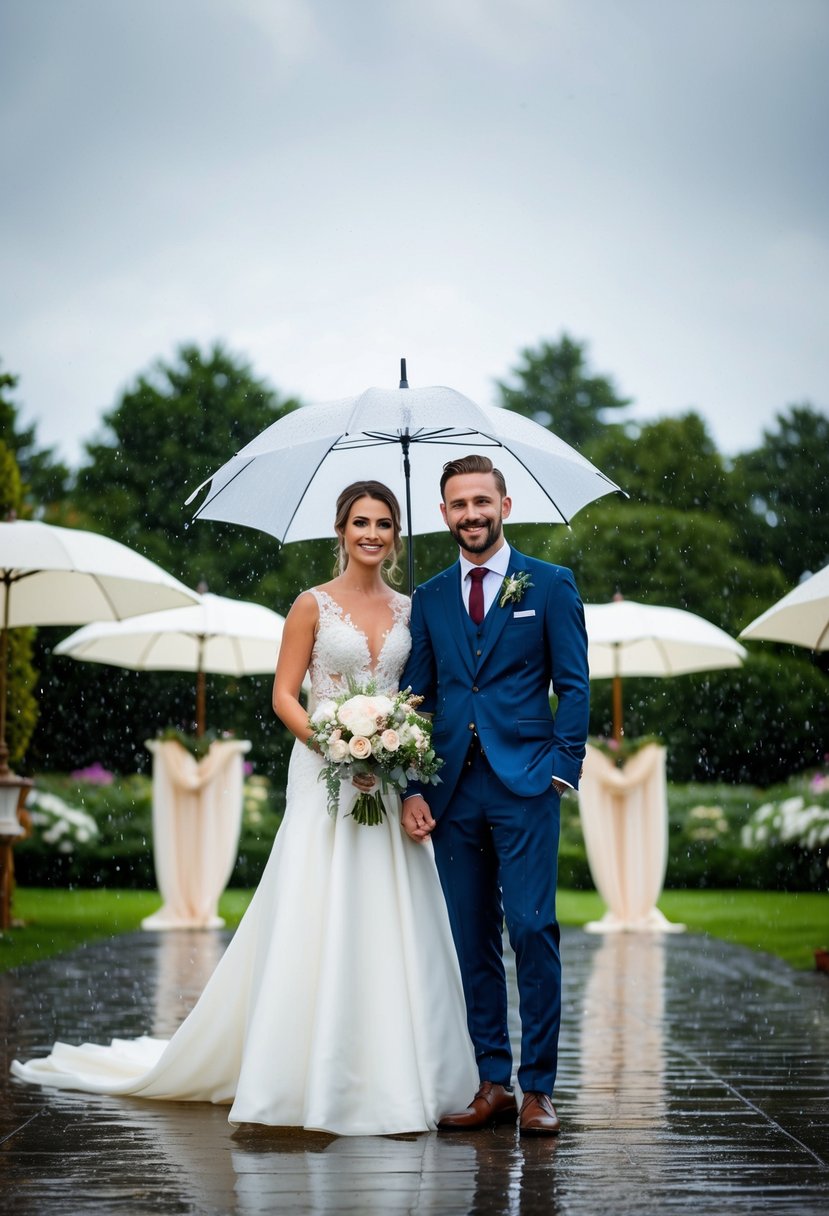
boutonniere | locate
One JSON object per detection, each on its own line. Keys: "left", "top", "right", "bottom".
{"left": 499, "top": 571, "right": 533, "bottom": 608}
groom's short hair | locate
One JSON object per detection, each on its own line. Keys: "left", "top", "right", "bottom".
{"left": 440, "top": 455, "right": 507, "bottom": 501}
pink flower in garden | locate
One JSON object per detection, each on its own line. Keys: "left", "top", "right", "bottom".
{"left": 70, "top": 762, "right": 114, "bottom": 785}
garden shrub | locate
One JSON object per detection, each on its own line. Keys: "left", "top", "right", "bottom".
{"left": 12, "top": 767, "right": 828, "bottom": 894}
{"left": 14, "top": 769, "right": 285, "bottom": 890}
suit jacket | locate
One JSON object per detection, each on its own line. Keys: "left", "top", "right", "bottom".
{"left": 400, "top": 549, "right": 590, "bottom": 818}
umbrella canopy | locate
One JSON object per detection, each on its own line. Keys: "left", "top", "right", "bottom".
{"left": 584, "top": 597, "right": 747, "bottom": 741}
{"left": 739, "top": 563, "right": 829, "bottom": 651}
{"left": 1, "top": 520, "right": 198, "bottom": 627}
{"left": 0, "top": 519, "right": 199, "bottom": 773}
{"left": 54, "top": 591, "right": 293, "bottom": 736}
{"left": 186, "top": 377, "right": 624, "bottom": 589}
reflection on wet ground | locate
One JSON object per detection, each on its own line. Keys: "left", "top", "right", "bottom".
{"left": 1, "top": 925, "right": 827, "bottom": 1214}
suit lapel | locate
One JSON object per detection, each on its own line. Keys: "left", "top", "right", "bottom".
{"left": 436, "top": 562, "right": 475, "bottom": 678}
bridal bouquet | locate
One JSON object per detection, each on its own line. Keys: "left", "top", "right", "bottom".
{"left": 307, "top": 684, "right": 443, "bottom": 826}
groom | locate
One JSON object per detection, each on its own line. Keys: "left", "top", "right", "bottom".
{"left": 400, "top": 454, "right": 589, "bottom": 1136}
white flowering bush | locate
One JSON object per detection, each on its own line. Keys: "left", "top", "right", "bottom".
{"left": 742, "top": 795, "right": 829, "bottom": 867}
{"left": 25, "top": 789, "right": 100, "bottom": 855}
{"left": 242, "top": 775, "right": 272, "bottom": 829}
{"left": 687, "top": 804, "right": 730, "bottom": 842}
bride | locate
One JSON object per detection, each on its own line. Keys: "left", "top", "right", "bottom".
{"left": 12, "top": 480, "right": 477, "bottom": 1135}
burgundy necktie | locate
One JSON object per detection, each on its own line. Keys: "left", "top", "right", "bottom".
{"left": 468, "top": 567, "right": 489, "bottom": 625}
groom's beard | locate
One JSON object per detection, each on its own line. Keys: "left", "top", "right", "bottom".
{"left": 449, "top": 513, "right": 503, "bottom": 556}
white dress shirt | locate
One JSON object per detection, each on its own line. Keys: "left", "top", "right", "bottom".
{"left": 459, "top": 542, "right": 511, "bottom": 619}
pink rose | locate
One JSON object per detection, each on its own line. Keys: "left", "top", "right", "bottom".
{"left": 348, "top": 735, "right": 372, "bottom": 760}
{"left": 380, "top": 729, "right": 400, "bottom": 752}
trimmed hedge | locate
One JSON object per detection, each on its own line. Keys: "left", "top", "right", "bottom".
{"left": 13, "top": 768, "right": 828, "bottom": 895}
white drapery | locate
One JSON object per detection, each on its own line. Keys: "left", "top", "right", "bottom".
{"left": 142, "top": 739, "right": 250, "bottom": 931}
{"left": 577, "top": 742, "right": 684, "bottom": 933}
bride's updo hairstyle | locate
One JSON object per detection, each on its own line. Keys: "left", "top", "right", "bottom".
{"left": 334, "top": 480, "right": 403, "bottom": 584}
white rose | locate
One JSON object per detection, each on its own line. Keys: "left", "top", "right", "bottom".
{"left": 363, "top": 694, "right": 394, "bottom": 720}
{"left": 380, "top": 729, "right": 400, "bottom": 752}
{"left": 337, "top": 694, "right": 394, "bottom": 737}
{"left": 348, "top": 735, "right": 373, "bottom": 760}
{"left": 310, "top": 700, "right": 337, "bottom": 726}
{"left": 327, "top": 739, "right": 350, "bottom": 762}
{"left": 337, "top": 697, "right": 377, "bottom": 737}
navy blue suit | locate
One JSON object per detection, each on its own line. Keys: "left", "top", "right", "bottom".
{"left": 401, "top": 548, "right": 589, "bottom": 1094}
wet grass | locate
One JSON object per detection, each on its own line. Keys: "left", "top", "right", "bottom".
{"left": 0, "top": 888, "right": 251, "bottom": 972}
{"left": 557, "top": 888, "right": 829, "bottom": 971}
{"left": 1, "top": 887, "right": 827, "bottom": 973}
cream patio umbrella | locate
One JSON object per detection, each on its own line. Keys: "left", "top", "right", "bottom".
{"left": 54, "top": 591, "right": 294, "bottom": 933}
{"left": 0, "top": 519, "right": 198, "bottom": 929}
{"left": 585, "top": 596, "right": 748, "bottom": 742}
{"left": 0, "top": 519, "right": 199, "bottom": 777}
{"left": 580, "top": 597, "right": 745, "bottom": 935}
{"left": 54, "top": 591, "right": 293, "bottom": 737}
{"left": 739, "top": 562, "right": 829, "bottom": 651}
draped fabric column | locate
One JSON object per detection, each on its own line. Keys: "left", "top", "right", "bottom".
{"left": 577, "top": 742, "right": 684, "bottom": 933}
{"left": 142, "top": 739, "right": 250, "bottom": 930}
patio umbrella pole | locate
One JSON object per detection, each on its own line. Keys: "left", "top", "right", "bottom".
{"left": 196, "top": 635, "right": 206, "bottom": 738}
{"left": 612, "top": 674, "right": 623, "bottom": 744}
{"left": 611, "top": 642, "right": 623, "bottom": 743}
{"left": 0, "top": 576, "right": 11, "bottom": 774}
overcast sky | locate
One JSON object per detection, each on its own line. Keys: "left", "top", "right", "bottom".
{"left": 2, "top": 0, "right": 827, "bottom": 469}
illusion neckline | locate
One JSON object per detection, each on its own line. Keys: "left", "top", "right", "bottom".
{"left": 311, "top": 587, "right": 407, "bottom": 675}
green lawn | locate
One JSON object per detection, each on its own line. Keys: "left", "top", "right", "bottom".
{"left": 557, "top": 888, "right": 829, "bottom": 971}
{"left": 1, "top": 887, "right": 827, "bottom": 973}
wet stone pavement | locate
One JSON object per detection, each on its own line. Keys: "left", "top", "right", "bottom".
{"left": 1, "top": 925, "right": 828, "bottom": 1215}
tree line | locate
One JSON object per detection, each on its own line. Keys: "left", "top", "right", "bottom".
{"left": 2, "top": 338, "right": 827, "bottom": 786}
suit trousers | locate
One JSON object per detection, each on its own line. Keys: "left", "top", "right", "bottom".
{"left": 431, "top": 746, "right": 562, "bottom": 1095}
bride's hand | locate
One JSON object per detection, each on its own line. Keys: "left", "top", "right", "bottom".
{"left": 352, "top": 772, "right": 377, "bottom": 793}
{"left": 401, "top": 794, "right": 435, "bottom": 842}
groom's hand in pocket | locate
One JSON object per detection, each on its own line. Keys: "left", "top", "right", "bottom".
{"left": 402, "top": 795, "right": 436, "bottom": 843}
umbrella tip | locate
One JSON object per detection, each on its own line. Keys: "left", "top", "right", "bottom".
{"left": 399, "top": 357, "right": 409, "bottom": 389}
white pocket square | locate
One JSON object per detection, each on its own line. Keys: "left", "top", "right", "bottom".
{"left": 513, "top": 609, "right": 536, "bottom": 618}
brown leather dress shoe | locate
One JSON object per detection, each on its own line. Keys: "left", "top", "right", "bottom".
{"left": 519, "top": 1092, "right": 561, "bottom": 1136}
{"left": 437, "top": 1082, "right": 518, "bottom": 1131}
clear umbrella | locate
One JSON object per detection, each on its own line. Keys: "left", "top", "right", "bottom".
{"left": 54, "top": 590, "right": 294, "bottom": 737}
{"left": 739, "top": 562, "right": 829, "bottom": 651}
{"left": 186, "top": 362, "right": 624, "bottom": 590}
{"left": 585, "top": 596, "right": 747, "bottom": 741}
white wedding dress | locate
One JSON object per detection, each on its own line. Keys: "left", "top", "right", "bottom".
{"left": 12, "top": 589, "right": 478, "bottom": 1135}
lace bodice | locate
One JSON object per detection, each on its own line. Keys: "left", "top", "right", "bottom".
{"left": 308, "top": 588, "right": 411, "bottom": 701}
